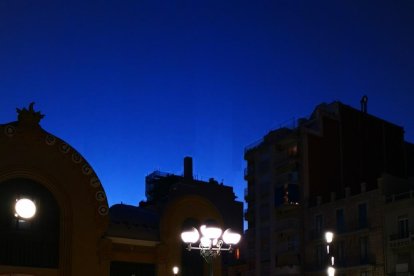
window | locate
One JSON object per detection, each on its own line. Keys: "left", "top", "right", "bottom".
{"left": 315, "top": 244, "right": 324, "bottom": 268}
{"left": 359, "top": 236, "right": 368, "bottom": 264}
{"left": 336, "top": 240, "right": 345, "bottom": 266}
{"left": 398, "top": 215, "right": 409, "bottom": 238}
{"left": 0, "top": 178, "right": 59, "bottom": 268}
{"left": 287, "top": 235, "right": 298, "bottom": 251}
{"left": 315, "top": 214, "right": 323, "bottom": 236}
{"left": 259, "top": 203, "right": 270, "bottom": 222}
{"left": 288, "top": 145, "right": 298, "bottom": 157}
{"left": 358, "top": 203, "right": 367, "bottom": 229}
{"left": 290, "top": 171, "right": 299, "bottom": 183}
{"left": 259, "top": 160, "right": 270, "bottom": 174}
{"left": 336, "top": 209, "right": 345, "bottom": 233}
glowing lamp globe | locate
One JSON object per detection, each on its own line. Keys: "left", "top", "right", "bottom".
{"left": 180, "top": 227, "right": 200, "bottom": 243}
{"left": 15, "top": 198, "right": 36, "bottom": 219}
{"left": 200, "top": 236, "right": 212, "bottom": 248}
{"left": 327, "top": 266, "right": 335, "bottom": 276}
{"left": 222, "top": 229, "right": 241, "bottom": 245}
{"left": 325, "top": 231, "right": 334, "bottom": 243}
{"left": 200, "top": 225, "right": 222, "bottom": 239}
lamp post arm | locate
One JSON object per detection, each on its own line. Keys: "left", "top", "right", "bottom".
{"left": 185, "top": 242, "right": 233, "bottom": 252}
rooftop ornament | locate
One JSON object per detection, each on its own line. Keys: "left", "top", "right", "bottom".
{"left": 16, "top": 102, "right": 45, "bottom": 126}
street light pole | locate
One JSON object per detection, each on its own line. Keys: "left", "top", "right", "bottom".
{"left": 325, "top": 231, "right": 335, "bottom": 276}
{"left": 180, "top": 225, "right": 241, "bottom": 276}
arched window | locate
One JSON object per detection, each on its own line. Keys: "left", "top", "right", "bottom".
{"left": 0, "top": 178, "right": 59, "bottom": 268}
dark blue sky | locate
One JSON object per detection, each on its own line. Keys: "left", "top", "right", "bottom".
{"left": 1, "top": 0, "right": 414, "bottom": 207}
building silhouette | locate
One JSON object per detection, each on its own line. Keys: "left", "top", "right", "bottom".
{"left": 243, "top": 100, "right": 414, "bottom": 275}
{"left": 0, "top": 103, "right": 243, "bottom": 276}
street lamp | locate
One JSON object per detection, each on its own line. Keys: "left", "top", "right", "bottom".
{"left": 325, "top": 231, "right": 335, "bottom": 276}
{"left": 172, "top": 266, "right": 179, "bottom": 275}
{"left": 180, "top": 225, "right": 241, "bottom": 276}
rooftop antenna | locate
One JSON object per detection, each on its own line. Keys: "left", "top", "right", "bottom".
{"left": 360, "top": 95, "right": 368, "bottom": 113}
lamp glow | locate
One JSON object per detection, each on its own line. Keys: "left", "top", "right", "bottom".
{"left": 325, "top": 231, "right": 334, "bottom": 243}
{"left": 200, "top": 225, "right": 222, "bottom": 239}
{"left": 327, "top": 266, "right": 335, "bottom": 276}
{"left": 172, "top": 266, "right": 179, "bottom": 275}
{"left": 180, "top": 224, "right": 241, "bottom": 274}
{"left": 15, "top": 198, "right": 36, "bottom": 219}
{"left": 180, "top": 227, "right": 200, "bottom": 243}
{"left": 200, "top": 237, "right": 211, "bottom": 248}
{"left": 222, "top": 229, "right": 241, "bottom": 245}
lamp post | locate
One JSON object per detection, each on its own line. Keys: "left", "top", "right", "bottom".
{"left": 180, "top": 225, "right": 241, "bottom": 276}
{"left": 325, "top": 231, "right": 335, "bottom": 276}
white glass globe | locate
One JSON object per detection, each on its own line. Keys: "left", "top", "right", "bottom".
{"left": 327, "top": 266, "right": 335, "bottom": 276}
{"left": 181, "top": 227, "right": 200, "bottom": 243}
{"left": 325, "top": 231, "right": 334, "bottom": 243}
{"left": 200, "top": 236, "right": 211, "bottom": 248}
{"left": 15, "top": 198, "right": 36, "bottom": 219}
{"left": 200, "top": 225, "right": 222, "bottom": 239}
{"left": 222, "top": 229, "right": 241, "bottom": 245}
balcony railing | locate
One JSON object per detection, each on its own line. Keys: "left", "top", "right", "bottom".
{"left": 309, "top": 221, "right": 370, "bottom": 240}
{"left": 305, "top": 254, "right": 376, "bottom": 271}
{"left": 389, "top": 230, "right": 414, "bottom": 248}
{"left": 385, "top": 190, "right": 414, "bottom": 203}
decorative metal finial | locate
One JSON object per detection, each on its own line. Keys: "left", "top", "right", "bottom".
{"left": 16, "top": 102, "right": 45, "bottom": 125}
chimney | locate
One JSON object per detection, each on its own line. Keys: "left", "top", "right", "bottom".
{"left": 184, "top": 156, "right": 193, "bottom": 180}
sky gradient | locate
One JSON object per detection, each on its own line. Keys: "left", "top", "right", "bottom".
{"left": 1, "top": 0, "right": 414, "bottom": 208}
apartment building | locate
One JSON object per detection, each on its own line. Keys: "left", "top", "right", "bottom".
{"left": 304, "top": 184, "right": 385, "bottom": 275}
{"left": 244, "top": 100, "right": 412, "bottom": 275}
{"left": 244, "top": 124, "right": 301, "bottom": 275}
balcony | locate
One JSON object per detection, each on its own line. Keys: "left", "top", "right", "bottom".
{"left": 309, "top": 222, "right": 370, "bottom": 241}
{"left": 244, "top": 187, "right": 255, "bottom": 202}
{"left": 274, "top": 158, "right": 297, "bottom": 173}
{"left": 244, "top": 209, "right": 248, "bottom": 220}
{"left": 336, "top": 254, "right": 377, "bottom": 268}
{"left": 389, "top": 230, "right": 414, "bottom": 248}
{"left": 244, "top": 208, "right": 255, "bottom": 221}
{"left": 385, "top": 190, "right": 414, "bottom": 203}
{"left": 305, "top": 254, "right": 376, "bottom": 271}
{"left": 244, "top": 167, "right": 255, "bottom": 180}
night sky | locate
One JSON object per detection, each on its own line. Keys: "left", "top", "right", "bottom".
{"left": 1, "top": 0, "right": 414, "bottom": 208}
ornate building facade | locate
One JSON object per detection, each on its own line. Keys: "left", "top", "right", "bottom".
{"left": 0, "top": 104, "right": 243, "bottom": 276}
